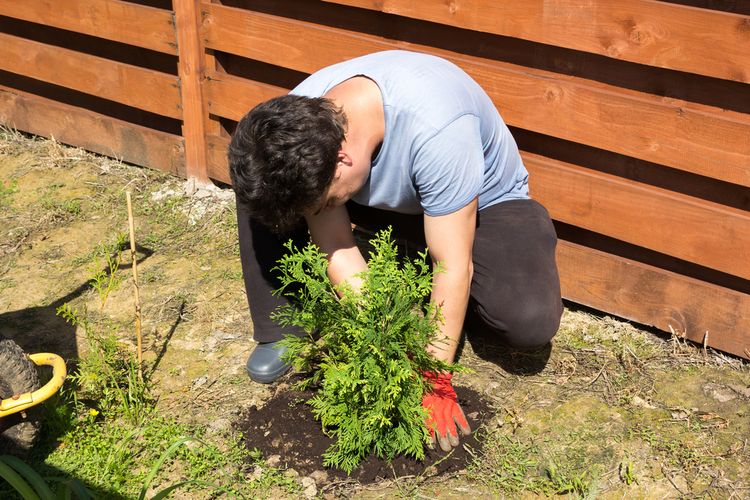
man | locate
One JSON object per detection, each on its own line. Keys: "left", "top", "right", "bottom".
{"left": 229, "top": 50, "right": 563, "bottom": 451}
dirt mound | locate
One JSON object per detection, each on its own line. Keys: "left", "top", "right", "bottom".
{"left": 237, "top": 385, "right": 490, "bottom": 484}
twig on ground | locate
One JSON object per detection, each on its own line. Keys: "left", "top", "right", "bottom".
{"left": 662, "top": 466, "right": 688, "bottom": 496}
{"left": 587, "top": 362, "right": 608, "bottom": 387}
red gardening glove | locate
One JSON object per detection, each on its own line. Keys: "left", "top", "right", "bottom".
{"left": 422, "top": 371, "right": 472, "bottom": 451}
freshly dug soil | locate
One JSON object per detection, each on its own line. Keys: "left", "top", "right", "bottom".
{"left": 237, "top": 384, "right": 490, "bottom": 484}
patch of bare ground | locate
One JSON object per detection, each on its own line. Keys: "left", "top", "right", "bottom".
{"left": 1, "top": 130, "right": 748, "bottom": 498}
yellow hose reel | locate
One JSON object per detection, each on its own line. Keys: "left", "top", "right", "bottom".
{"left": 0, "top": 353, "right": 67, "bottom": 418}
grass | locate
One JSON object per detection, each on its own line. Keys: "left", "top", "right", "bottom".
{"left": 463, "top": 309, "right": 750, "bottom": 498}
{"left": 1, "top": 129, "right": 749, "bottom": 498}
{"left": 0, "top": 178, "right": 18, "bottom": 208}
{"left": 1, "top": 289, "right": 301, "bottom": 499}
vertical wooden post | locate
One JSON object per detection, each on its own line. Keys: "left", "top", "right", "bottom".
{"left": 174, "top": 0, "right": 209, "bottom": 187}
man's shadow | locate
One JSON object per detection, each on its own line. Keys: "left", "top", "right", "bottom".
{"left": 458, "top": 304, "right": 553, "bottom": 376}
{"left": 0, "top": 243, "right": 154, "bottom": 362}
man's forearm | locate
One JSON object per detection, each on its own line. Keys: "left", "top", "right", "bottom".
{"left": 306, "top": 206, "right": 367, "bottom": 293}
{"left": 427, "top": 264, "right": 472, "bottom": 363}
{"left": 326, "top": 244, "right": 367, "bottom": 292}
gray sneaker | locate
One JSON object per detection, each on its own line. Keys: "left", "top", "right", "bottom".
{"left": 246, "top": 341, "right": 291, "bottom": 384}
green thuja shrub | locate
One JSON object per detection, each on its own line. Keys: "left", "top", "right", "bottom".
{"left": 273, "top": 228, "right": 458, "bottom": 473}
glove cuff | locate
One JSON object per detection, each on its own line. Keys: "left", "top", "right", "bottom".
{"left": 421, "top": 370, "right": 453, "bottom": 387}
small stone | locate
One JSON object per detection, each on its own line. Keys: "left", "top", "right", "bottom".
{"left": 631, "top": 395, "right": 657, "bottom": 409}
{"left": 467, "top": 411, "right": 479, "bottom": 420}
{"left": 284, "top": 468, "right": 299, "bottom": 479}
{"left": 704, "top": 383, "right": 737, "bottom": 403}
{"left": 309, "top": 470, "right": 328, "bottom": 484}
{"left": 301, "top": 477, "right": 316, "bottom": 488}
{"left": 266, "top": 454, "right": 281, "bottom": 467}
{"left": 190, "top": 375, "right": 208, "bottom": 390}
{"left": 207, "top": 418, "right": 231, "bottom": 434}
{"left": 249, "top": 466, "right": 264, "bottom": 481}
{"left": 303, "top": 483, "right": 318, "bottom": 499}
{"left": 203, "top": 337, "right": 218, "bottom": 353}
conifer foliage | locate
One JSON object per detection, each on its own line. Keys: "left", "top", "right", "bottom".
{"left": 272, "top": 228, "right": 456, "bottom": 473}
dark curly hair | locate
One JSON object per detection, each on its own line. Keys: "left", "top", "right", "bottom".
{"left": 228, "top": 95, "right": 347, "bottom": 233}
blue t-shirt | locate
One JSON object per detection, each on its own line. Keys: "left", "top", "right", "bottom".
{"left": 291, "top": 50, "right": 529, "bottom": 216}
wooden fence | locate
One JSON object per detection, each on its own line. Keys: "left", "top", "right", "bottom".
{"left": 1, "top": 0, "right": 748, "bottom": 359}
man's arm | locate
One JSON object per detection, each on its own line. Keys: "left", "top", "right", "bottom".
{"left": 305, "top": 205, "right": 367, "bottom": 290}
{"left": 423, "top": 198, "right": 477, "bottom": 363}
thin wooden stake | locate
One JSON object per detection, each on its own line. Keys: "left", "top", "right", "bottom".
{"left": 126, "top": 191, "right": 143, "bottom": 380}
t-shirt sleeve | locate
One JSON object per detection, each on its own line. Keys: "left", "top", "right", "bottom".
{"left": 412, "top": 114, "right": 484, "bottom": 216}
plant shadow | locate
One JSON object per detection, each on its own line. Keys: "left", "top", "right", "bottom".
{"left": 0, "top": 243, "right": 153, "bottom": 360}
{"left": 0, "top": 458, "right": 129, "bottom": 500}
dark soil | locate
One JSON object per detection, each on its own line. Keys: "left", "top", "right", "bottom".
{"left": 237, "top": 384, "right": 491, "bottom": 484}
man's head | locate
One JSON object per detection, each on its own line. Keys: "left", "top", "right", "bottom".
{"left": 228, "top": 95, "right": 347, "bottom": 233}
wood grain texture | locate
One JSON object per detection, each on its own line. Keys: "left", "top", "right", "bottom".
{"left": 206, "top": 133, "right": 231, "bottom": 183}
{"left": 201, "top": 4, "right": 750, "bottom": 187}
{"left": 324, "top": 0, "right": 750, "bottom": 83}
{"left": 558, "top": 240, "right": 750, "bottom": 360}
{"left": 0, "top": 32, "right": 181, "bottom": 119}
{"left": 175, "top": 0, "right": 209, "bottom": 182}
{"left": 204, "top": 71, "right": 286, "bottom": 121}
{"left": 0, "top": 0, "right": 178, "bottom": 55}
{"left": 525, "top": 152, "right": 750, "bottom": 280}
{"left": 0, "top": 85, "right": 185, "bottom": 175}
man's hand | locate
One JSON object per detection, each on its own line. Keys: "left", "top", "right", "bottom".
{"left": 422, "top": 371, "right": 471, "bottom": 451}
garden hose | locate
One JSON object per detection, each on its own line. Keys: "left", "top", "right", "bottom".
{"left": 0, "top": 353, "right": 66, "bottom": 418}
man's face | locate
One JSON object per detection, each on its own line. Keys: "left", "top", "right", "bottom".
{"left": 308, "top": 154, "right": 369, "bottom": 216}
{"left": 310, "top": 167, "right": 352, "bottom": 215}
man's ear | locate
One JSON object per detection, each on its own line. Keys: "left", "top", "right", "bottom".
{"left": 337, "top": 150, "right": 353, "bottom": 167}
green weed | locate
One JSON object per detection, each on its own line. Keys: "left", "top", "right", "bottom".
{"left": 545, "top": 463, "right": 596, "bottom": 497}
{"left": 41, "top": 197, "right": 82, "bottom": 218}
{"left": 86, "top": 233, "right": 128, "bottom": 310}
{"left": 467, "top": 433, "right": 542, "bottom": 493}
{"left": 619, "top": 459, "right": 637, "bottom": 485}
{"left": 57, "top": 303, "right": 151, "bottom": 425}
{"left": 0, "top": 178, "right": 18, "bottom": 207}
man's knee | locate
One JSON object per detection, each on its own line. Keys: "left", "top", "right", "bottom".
{"left": 476, "top": 298, "right": 562, "bottom": 349}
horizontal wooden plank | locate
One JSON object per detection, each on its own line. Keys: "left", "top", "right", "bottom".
{"left": 558, "top": 240, "right": 750, "bottom": 360}
{"left": 206, "top": 133, "right": 231, "bottom": 184}
{"left": 202, "top": 5, "right": 750, "bottom": 187}
{"left": 0, "top": 32, "right": 181, "bottom": 119}
{"left": 0, "top": 85, "right": 185, "bottom": 175}
{"left": 0, "top": 0, "right": 178, "bottom": 55}
{"left": 204, "top": 71, "right": 286, "bottom": 121}
{"left": 324, "top": 0, "right": 750, "bottom": 84}
{"left": 525, "top": 152, "right": 750, "bottom": 280}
